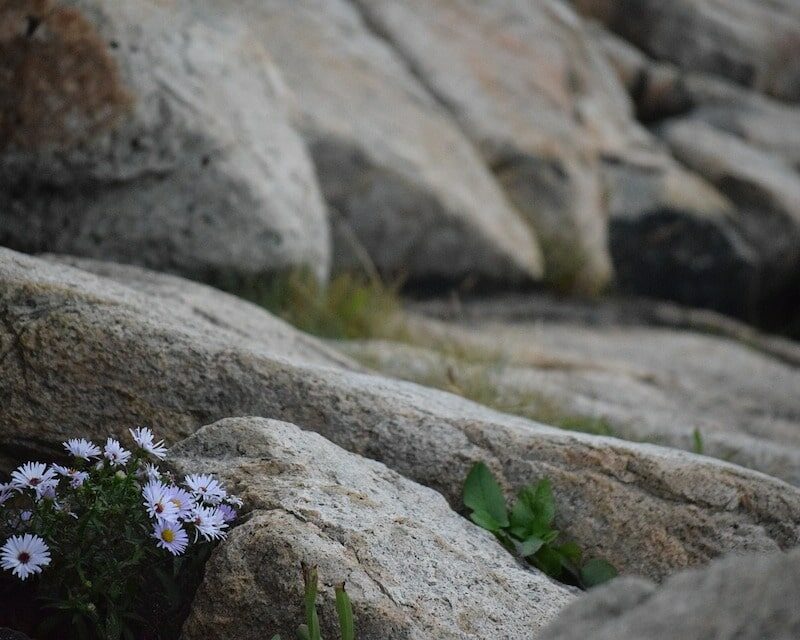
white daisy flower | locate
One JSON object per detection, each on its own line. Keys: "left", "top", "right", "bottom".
{"left": 129, "top": 427, "right": 168, "bottom": 460}
{"left": 51, "top": 465, "right": 89, "bottom": 489}
{"left": 62, "top": 438, "right": 101, "bottom": 460}
{"left": 188, "top": 505, "right": 228, "bottom": 542}
{"left": 10, "top": 462, "right": 58, "bottom": 499}
{"left": 184, "top": 474, "right": 226, "bottom": 505}
{"left": 142, "top": 481, "right": 179, "bottom": 523}
{"left": 1, "top": 534, "right": 51, "bottom": 580}
{"left": 103, "top": 438, "right": 131, "bottom": 467}
{"left": 152, "top": 522, "right": 188, "bottom": 556}
{"left": 166, "top": 486, "right": 195, "bottom": 521}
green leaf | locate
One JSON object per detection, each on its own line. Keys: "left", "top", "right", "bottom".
{"left": 580, "top": 558, "right": 618, "bottom": 588}
{"left": 556, "top": 542, "right": 582, "bottom": 566}
{"left": 532, "top": 546, "right": 564, "bottom": 579}
{"left": 516, "top": 535, "right": 544, "bottom": 557}
{"left": 335, "top": 583, "right": 355, "bottom": 640}
{"left": 296, "top": 625, "right": 310, "bottom": 640}
{"left": 463, "top": 462, "right": 509, "bottom": 530}
{"left": 469, "top": 509, "right": 506, "bottom": 532}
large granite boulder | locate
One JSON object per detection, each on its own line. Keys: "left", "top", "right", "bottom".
{"left": 229, "top": 0, "right": 543, "bottom": 286}
{"left": 351, "top": 0, "right": 747, "bottom": 300}
{"left": 171, "top": 418, "right": 574, "bottom": 640}
{"left": 539, "top": 548, "right": 800, "bottom": 640}
{"left": 2, "top": 249, "right": 799, "bottom": 581}
{"left": 0, "top": 0, "right": 330, "bottom": 284}
{"left": 573, "top": 0, "right": 800, "bottom": 102}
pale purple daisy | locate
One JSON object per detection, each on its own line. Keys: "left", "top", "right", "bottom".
{"left": 10, "top": 462, "right": 57, "bottom": 499}
{"left": 142, "top": 481, "right": 179, "bottom": 523}
{"left": 166, "top": 486, "right": 195, "bottom": 521}
{"left": 62, "top": 438, "right": 101, "bottom": 460}
{"left": 153, "top": 522, "right": 188, "bottom": 556}
{"left": 1, "top": 534, "right": 51, "bottom": 580}
{"left": 217, "top": 503, "right": 237, "bottom": 523}
{"left": 104, "top": 438, "right": 131, "bottom": 467}
{"left": 184, "top": 474, "right": 226, "bottom": 505}
{"left": 137, "top": 462, "right": 162, "bottom": 483}
{"left": 52, "top": 465, "right": 89, "bottom": 489}
{"left": 189, "top": 505, "right": 228, "bottom": 542}
{"left": 129, "top": 427, "right": 168, "bottom": 460}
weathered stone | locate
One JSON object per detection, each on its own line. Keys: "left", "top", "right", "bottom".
{"left": 2, "top": 249, "right": 800, "bottom": 581}
{"left": 172, "top": 418, "right": 574, "bottom": 640}
{"left": 352, "top": 0, "right": 756, "bottom": 307}
{"left": 573, "top": 0, "right": 800, "bottom": 102}
{"left": 658, "top": 119, "right": 800, "bottom": 329}
{"left": 340, "top": 300, "right": 800, "bottom": 486}
{"left": 539, "top": 548, "right": 800, "bottom": 640}
{"left": 0, "top": 0, "right": 330, "bottom": 284}
{"left": 229, "top": 0, "right": 542, "bottom": 285}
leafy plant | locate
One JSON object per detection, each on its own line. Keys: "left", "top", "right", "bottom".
{"left": 0, "top": 429, "right": 240, "bottom": 639}
{"left": 463, "top": 462, "right": 617, "bottom": 589}
{"left": 272, "top": 563, "right": 356, "bottom": 640}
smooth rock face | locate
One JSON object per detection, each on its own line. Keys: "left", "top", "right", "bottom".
{"left": 539, "top": 549, "right": 800, "bottom": 640}
{"left": 341, "top": 299, "right": 800, "bottom": 486}
{"left": 172, "top": 418, "right": 574, "bottom": 640}
{"left": 352, "top": 0, "right": 617, "bottom": 291}
{"left": 232, "top": 0, "right": 542, "bottom": 285}
{"left": 0, "top": 0, "right": 330, "bottom": 284}
{"left": 3, "top": 249, "right": 800, "bottom": 581}
{"left": 573, "top": 0, "right": 800, "bottom": 102}
{"left": 352, "top": 0, "right": 753, "bottom": 304}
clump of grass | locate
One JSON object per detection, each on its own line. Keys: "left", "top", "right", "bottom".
{"left": 229, "top": 270, "right": 405, "bottom": 341}
{"left": 463, "top": 462, "right": 617, "bottom": 589}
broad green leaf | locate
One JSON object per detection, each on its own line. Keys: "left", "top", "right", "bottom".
{"left": 463, "top": 462, "right": 509, "bottom": 529}
{"left": 516, "top": 535, "right": 544, "bottom": 557}
{"left": 469, "top": 508, "right": 506, "bottom": 532}
{"left": 335, "top": 583, "right": 355, "bottom": 640}
{"left": 580, "top": 558, "right": 618, "bottom": 588}
{"left": 532, "top": 545, "right": 563, "bottom": 579}
{"left": 556, "top": 542, "right": 582, "bottom": 565}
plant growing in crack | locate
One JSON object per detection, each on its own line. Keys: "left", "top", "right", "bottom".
{"left": 463, "top": 462, "right": 617, "bottom": 589}
{"left": 0, "top": 428, "right": 241, "bottom": 639}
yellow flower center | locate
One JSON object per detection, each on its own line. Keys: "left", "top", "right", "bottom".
{"left": 161, "top": 529, "right": 175, "bottom": 543}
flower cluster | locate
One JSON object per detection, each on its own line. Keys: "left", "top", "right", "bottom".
{"left": 0, "top": 427, "right": 239, "bottom": 581}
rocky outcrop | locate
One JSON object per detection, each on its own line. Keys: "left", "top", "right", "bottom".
{"left": 350, "top": 296, "right": 800, "bottom": 486}
{"left": 588, "top": 22, "right": 800, "bottom": 329}
{"left": 2, "top": 249, "right": 799, "bottom": 581}
{"left": 171, "top": 418, "right": 574, "bottom": 640}
{"left": 573, "top": 0, "right": 800, "bottom": 102}
{"left": 539, "top": 548, "right": 800, "bottom": 640}
{"left": 0, "top": 0, "right": 330, "bottom": 284}
{"left": 229, "top": 0, "right": 542, "bottom": 286}
{"left": 352, "top": 0, "right": 749, "bottom": 301}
